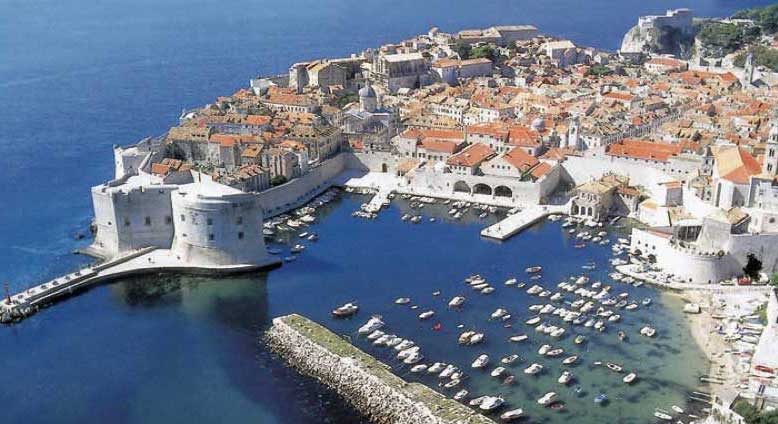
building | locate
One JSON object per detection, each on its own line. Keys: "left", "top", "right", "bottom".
{"left": 371, "top": 52, "right": 430, "bottom": 93}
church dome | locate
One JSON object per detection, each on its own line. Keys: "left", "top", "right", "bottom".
{"left": 531, "top": 117, "right": 546, "bottom": 131}
{"left": 359, "top": 85, "right": 376, "bottom": 98}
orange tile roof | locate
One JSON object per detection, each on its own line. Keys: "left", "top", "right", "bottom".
{"left": 419, "top": 138, "right": 459, "bottom": 154}
{"left": 401, "top": 128, "right": 465, "bottom": 141}
{"left": 502, "top": 147, "right": 539, "bottom": 171}
{"left": 606, "top": 139, "right": 682, "bottom": 162}
{"left": 507, "top": 126, "right": 541, "bottom": 147}
{"left": 529, "top": 162, "right": 552, "bottom": 179}
{"left": 446, "top": 143, "right": 495, "bottom": 167}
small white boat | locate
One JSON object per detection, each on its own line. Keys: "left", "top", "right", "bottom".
{"left": 453, "top": 389, "right": 468, "bottom": 401}
{"left": 394, "top": 297, "right": 411, "bottom": 305}
{"left": 537, "top": 391, "right": 558, "bottom": 406}
{"left": 332, "top": 302, "right": 359, "bottom": 318}
{"left": 526, "top": 266, "right": 542, "bottom": 274}
{"left": 358, "top": 317, "right": 384, "bottom": 335}
{"left": 558, "top": 370, "right": 573, "bottom": 385}
{"left": 366, "top": 330, "right": 384, "bottom": 340}
{"left": 468, "top": 333, "right": 485, "bottom": 345}
{"left": 640, "top": 326, "right": 656, "bottom": 337}
{"left": 394, "top": 340, "right": 415, "bottom": 351}
{"left": 479, "top": 396, "right": 505, "bottom": 411}
{"left": 524, "top": 363, "right": 543, "bottom": 375}
{"left": 562, "top": 355, "right": 578, "bottom": 365}
{"left": 551, "top": 328, "right": 566, "bottom": 338}
{"left": 448, "top": 296, "right": 466, "bottom": 308}
{"left": 501, "top": 354, "right": 520, "bottom": 365}
{"left": 526, "top": 316, "right": 541, "bottom": 325}
{"left": 469, "top": 395, "right": 488, "bottom": 407}
{"left": 491, "top": 308, "right": 509, "bottom": 320}
{"left": 427, "top": 362, "right": 446, "bottom": 374}
{"left": 481, "top": 286, "right": 495, "bottom": 294}
{"left": 623, "top": 372, "right": 637, "bottom": 384}
{"left": 490, "top": 366, "right": 506, "bottom": 377}
{"left": 472, "top": 354, "right": 490, "bottom": 369}
{"left": 397, "top": 346, "right": 419, "bottom": 360}
{"left": 500, "top": 408, "right": 524, "bottom": 421}
{"left": 671, "top": 405, "right": 684, "bottom": 414}
{"left": 654, "top": 411, "right": 673, "bottom": 421}
{"left": 411, "top": 364, "right": 428, "bottom": 373}
{"left": 504, "top": 278, "right": 517, "bottom": 286}
{"left": 418, "top": 310, "right": 435, "bottom": 320}
{"left": 509, "top": 334, "right": 528, "bottom": 343}
{"left": 458, "top": 331, "right": 476, "bottom": 345}
{"left": 606, "top": 362, "right": 623, "bottom": 373}
{"left": 442, "top": 378, "right": 460, "bottom": 388}
{"left": 538, "top": 344, "right": 551, "bottom": 355}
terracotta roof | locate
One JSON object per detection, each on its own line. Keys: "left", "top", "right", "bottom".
{"left": 715, "top": 145, "right": 762, "bottom": 184}
{"left": 401, "top": 128, "right": 464, "bottom": 141}
{"left": 419, "top": 138, "right": 458, "bottom": 154}
{"left": 606, "top": 139, "right": 682, "bottom": 162}
{"left": 507, "top": 126, "right": 541, "bottom": 147}
{"left": 502, "top": 147, "right": 539, "bottom": 171}
{"left": 446, "top": 143, "right": 495, "bottom": 167}
{"left": 530, "top": 162, "right": 553, "bottom": 179}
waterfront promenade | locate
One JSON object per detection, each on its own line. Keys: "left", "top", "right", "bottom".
{"left": 481, "top": 203, "right": 570, "bottom": 240}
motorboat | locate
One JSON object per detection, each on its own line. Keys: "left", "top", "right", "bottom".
{"left": 671, "top": 405, "right": 684, "bottom": 414}
{"left": 290, "top": 244, "right": 306, "bottom": 253}
{"left": 440, "top": 365, "right": 457, "bottom": 379}
{"left": 524, "top": 363, "right": 543, "bottom": 375}
{"left": 500, "top": 408, "right": 524, "bottom": 421}
{"left": 491, "top": 308, "right": 509, "bottom": 320}
{"left": 472, "top": 354, "right": 490, "bottom": 369}
{"left": 481, "top": 286, "right": 495, "bottom": 294}
{"left": 490, "top": 367, "right": 506, "bottom": 378}
{"left": 448, "top": 296, "right": 466, "bottom": 308}
{"left": 606, "top": 362, "right": 623, "bottom": 373}
{"left": 558, "top": 370, "right": 573, "bottom": 385}
{"left": 418, "top": 310, "right": 435, "bottom": 320}
{"left": 550, "top": 328, "right": 565, "bottom": 338}
{"left": 509, "top": 334, "right": 528, "bottom": 343}
{"left": 642, "top": 298, "right": 652, "bottom": 306}
{"left": 358, "top": 317, "right": 384, "bottom": 335}
{"left": 546, "top": 348, "right": 564, "bottom": 357}
{"left": 394, "top": 297, "right": 411, "bottom": 305}
{"left": 453, "top": 390, "right": 468, "bottom": 401}
{"left": 427, "top": 362, "right": 446, "bottom": 374}
{"left": 332, "top": 302, "right": 359, "bottom": 318}
{"left": 526, "top": 266, "right": 542, "bottom": 274}
{"left": 469, "top": 395, "right": 488, "bottom": 407}
{"left": 594, "top": 393, "right": 608, "bottom": 405}
{"left": 411, "top": 364, "right": 428, "bottom": 373}
{"left": 527, "top": 285, "right": 543, "bottom": 295}
{"left": 562, "top": 355, "right": 578, "bottom": 365}
{"left": 501, "top": 354, "right": 520, "bottom": 365}
{"left": 479, "top": 396, "right": 505, "bottom": 411}
{"left": 640, "top": 326, "right": 657, "bottom": 337}
{"left": 458, "top": 331, "right": 476, "bottom": 345}
{"left": 504, "top": 278, "right": 517, "bottom": 286}
{"left": 397, "top": 346, "right": 420, "bottom": 360}
{"left": 654, "top": 411, "right": 673, "bottom": 421}
{"left": 538, "top": 344, "right": 551, "bottom": 355}
{"left": 442, "top": 378, "right": 460, "bottom": 388}
{"left": 574, "top": 335, "right": 586, "bottom": 344}
{"left": 394, "top": 340, "right": 415, "bottom": 351}
{"left": 366, "top": 330, "right": 384, "bottom": 340}
{"left": 623, "top": 372, "right": 637, "bottom": 384}
{"left": 468, "top": 333, "right": 485, "bottom": 345}
{"left": 526, "top": 316, "right": 541, "bottom": 325}
{"left": 537, "top": 392, "right": 558, "bottom": 406}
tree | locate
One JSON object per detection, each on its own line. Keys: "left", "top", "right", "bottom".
{"left": 734, "top": 4, "right": 778, "bottom": 34}
{"left": 270, "top": 175, "right": 288, "bottom": 187}
{"left": 470, "top": 45, "right": 497, "bottom": 61}
{"left": 452, "top": 41, "right": 471, "bottom": 60}
{"left": 770, "top": 272, "right": 778, "bottom": 287}
{"left": 733, "top": 400, "right": 778, "bottom": 424}
{"left": 743, "top": 253, "right": 763, "bottom": 281}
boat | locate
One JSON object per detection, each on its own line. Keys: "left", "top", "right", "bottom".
{"left": 550, "top": 328, "right": 565, "bottom": 338}
{"left": 481, "top": 286, "right": 495, "bottom": 294}
{"left": 524, "top": 363, "right": 543, "bottom": 375}
{"left": 427, "top": 362, "right": 446, "bottom": 374}
{"left": 623, "top": 372, "right": 637, "bottom": 384}
{"left": 469, "top": 395, "right": 488, "bottom": 407}
{"left": 332, "top": 303, "right": 359, "bottom": 318}
{"left": 403, "top": 352, "right": 424, "bottom": 365}
{"left": 606, "top": 362, "right": 623, "bottom": 373}
{"left": 453, "top": 390, "right": 468, "bottom": 401}
{"left": 525, "top": 266, "right": 542, "bottom": 274}
{"left": 283, "top": 256, "right": 297, "bottom": 262}
{"left": 448, "top": 296, "right": 466, "bottom": 308}
{"left": 307, "top": 233, "right": 319, "bottom": 241}
{"left": 468, "top": 333, "right": 485, "bottom": 345}
{"left": 500, "top": 354, "right": 520, "bottom": 365}
{"left": 394, "top": 297, "right": 411, "bottom": 305}
{"left": 397, "top": 346, "right": 419, "bottom": 360}
{"left": 624, "top": 303, "right": 638, "bottom": 311}
{"left": 490, "top": 367, "right": 506, "bottom": 378}
{"left": 527, "top": 285, "right": 543, "bottom": 295}
{"left": 574, "top": 335, "right": 586, "bottom": 344}
{"left": 479, "top": 396, "right": 505, "bottom": 411}
{"left": 458, "top": 331, "right": 476, "bottom": 345}
{"left": 366, "top": 330, "right": 384, "bottom": 340}
{"left": 358, "top": 317, "right": 384, "bottom": 334}
{"left": 617, "top": 330, "right": 626, "bottom": 341}
{"left": 546, "top": 348, "right": 564, "bottom": 357}
{"left": 537, "top": 392, "right": 558, "bottom": 406}
{"left": 562, "top": 355, "right": 578, "bottom": 365}
{"left": 671, "top": 405, "right": 684, "bottom": 414}
{"left": 442, "top": 378, "right": 460, "bottom": 388}
{"left": 538, "top": 344, "right": 551, "bottom": 355}
{"left": 642, "top": 298, "right": 652, "bottom": 306}
{"left": 504, "top": 278, "right": 517, "bottom": 286}
{"left": 640, "top": 326, "right": 656, "bottom": 337}
{"left": 472, "top": 354, "right": 490, "bottom": 369}
{"left": 490, "top": 308, "right": 508, "bottom": 320}
{"left": 509, "top": 334, "right": 528, "bottom": 343}
{"left": 411, "top": 364, "right": 428, "bottom": 373}
{"left": 290, "top": 244, "right": 305, "bottom": 253}
{"left": 654, "top": 411, "right": 673, "bottom": 421}
{"left": 558, "top": 370, "right": 573, "bottom": 385}
{"left": 525, "top": 316, "right": 541, "bottom": 325}
{"left": 418, "top": 310, "right": 435, "bottom": 320}
{"left": 503, "top": 375, "right": 515, "bottom": 385}
{"left": 500, "top": 408, "right": 524, "bottom": 421}
{"left": 594, "top": 393, "right": 608, "bottom": 405}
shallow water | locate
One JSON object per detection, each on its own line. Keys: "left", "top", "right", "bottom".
{"left": 0, "top": 194, "right": 708, "bottom": 423}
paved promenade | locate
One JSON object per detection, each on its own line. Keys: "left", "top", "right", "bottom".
{"left": 481, "top": 203, "right": 569, "bottom": 240}
{"left": 616, "top": 264, "right": 774, "bottom": 294}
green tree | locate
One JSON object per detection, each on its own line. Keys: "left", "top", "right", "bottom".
{"left": 452, "top": 41, "right": 472, "bottom": 59}
{"left": 470, "top": 45, "right": 497, "bottom": 61}
{"left": 270, "top": 175, "right": 288, "bottom": 187}
{"left": 734, "top": 4, "right": 778, "bottom": 34}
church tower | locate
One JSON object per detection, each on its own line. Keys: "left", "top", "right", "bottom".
{"left": 764, "top": 118, "right": 778, "bottom": 175}
{"left": 565, "top": 115, "right": 580, "bottom": 149}
{"left": 700, "top": 145, "right": 714, "bottom": 177}
{"left": 744, "top": 52, "right": 755, "bottom": 86}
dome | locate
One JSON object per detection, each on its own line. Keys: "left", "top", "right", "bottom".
{"left": 531, "top": 117, "right": 546, "bottom": 131}
{"left": 359, "top": 85, "right": 376, "bottom": 98}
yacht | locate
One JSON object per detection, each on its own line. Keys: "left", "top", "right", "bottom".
{"left": 471, "top": 354, "right": 490, "bottom": 369}
{"left": 357, "top": 316, "right": 384, "bottom": 335}
{"left": 537, "top": 392, "right": 558, "bottom": 406}
{"left": 524, "top": 363, "right": 543, "bottom": 375}
{"left": 558, "top": 370, "right": 573, "bottom": 385}
{"left": 448, "top": 296, "right": 466, "bottom": 308}
{"left": 418, "top": 310, "right": 435, "bottom": 320}
{"left": 500, "top": 408, "right": 524, "bottom": 421}
{"left": 490, "top": 366, "right": 506, "bottom": 378}
{"left": 479, "top": 396, "right": 505, "bottom": 411}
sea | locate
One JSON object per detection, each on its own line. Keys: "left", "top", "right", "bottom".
{"left": 0, "top": 0, "right": 773, "bottom": 422}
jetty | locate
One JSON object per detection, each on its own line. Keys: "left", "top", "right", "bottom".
{"left": 481, "top": 203, "right": 569, "bottom": 240}
{"left": 1, "top": 248, "right": 279, "bottom": 323}
{"left": 266, "top": 314, "right": 496, "bottom": 424}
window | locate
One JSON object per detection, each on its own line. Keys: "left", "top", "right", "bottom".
{"left": 238, "top": 232, "right": 244, "bottom": 240}
{"left": 124, "top": 218, "right": 131, "bottom": 226}
{"left": 145, "top": 216, "right": 151, "bottom": 226}
{"left": 207, "top": 218, "right": 213, "bottom": 226}
{"left": 165, "top": 216, "right": 172, "bottom": 225}
{"left": 180, "top": 214, "right": 185, "bottom": 222}
{"left": 236, "top": 216, "right": 243, "bottom": 225}
{"left": 208, "top": 234, "right": 214, "bottom": 241}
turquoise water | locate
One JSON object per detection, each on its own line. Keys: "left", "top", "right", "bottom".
{"left": 0, "top": 194, "right": 707, "bottom": 423}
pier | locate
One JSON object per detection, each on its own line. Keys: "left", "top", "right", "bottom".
{"left": 1, "top": 248, "right": 280, "bottom": 323}
{"left": 266, "top": 314, "right": 496, "bottom": 424}
{"left": 481, "top": 203, "right": 569, "bottom": 240}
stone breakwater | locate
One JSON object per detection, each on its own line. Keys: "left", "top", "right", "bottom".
{"left": 265, "top": 314, "right": 495, "bottom": 424}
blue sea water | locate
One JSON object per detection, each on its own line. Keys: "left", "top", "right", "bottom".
{"left": 0, "top": 0, "right": 773, "bottom": 422}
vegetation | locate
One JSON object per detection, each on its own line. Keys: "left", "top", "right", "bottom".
{"left": 696, "top": 21, "right": 760, "bottom": 57}
{"left": 770, "top": 271, "right": 778, "bottom": 287}
{"left": 586, "top": 64, "right": 613, "bottom": 77}
{"left": 733, "top": 400, "right": 778, "bottom": 424}
{"left": 735, "top": 46, "right": 778, "bottom": 72}
{"left": 743, "top": 253, "right": 763, "bottom": 281}
{"left": 452, "top": 41, "right": 472, "bottom": 59}
{"left": 470, "top": 45, "right": 497, "bottom": 61}
{"left": 734, "top": 4, "right": 778, "bottom": 34}
{"left": 270, "top": 175, "right": 288, "bottom": 187}
{"left": 336, "top": 93, "right": 358, "bottom": 108}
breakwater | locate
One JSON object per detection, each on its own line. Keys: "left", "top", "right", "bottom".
{"left": 265, "top": 314, "right": 496, "bottom": 424}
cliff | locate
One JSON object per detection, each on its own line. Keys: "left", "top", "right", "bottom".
{"left": 620, "top": 23, "right": 696, "bottom": 58}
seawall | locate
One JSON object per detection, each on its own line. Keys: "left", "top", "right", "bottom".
{"left": 265, "top": 314, "right": 496, "bottom": 424}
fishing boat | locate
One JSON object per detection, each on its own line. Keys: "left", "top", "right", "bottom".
{"left": 525, "top": 266, "right": 542, "bottom": 274}
{"left": 558, "top": 370, "right": 573, "bottom": 385}
{"left": 537, "top": 392, "right": 558, "bottom": 406}
{"left": 394, "top": 297, "right": 411, "bottom": 305}
{"left": 479, "top": 396, "right": 505, "bottom": 411}
{"left": 501, "top": 354, "right": 520, "bottom": 365}
{"left": 562, "top": 355, "right": 578, "bottom": 365}
{"left": 623, "top": 372, "right": 637, "bottom": 384}
{"left": 524, "top": 363, "right": 543, "bottom": 375}
{"left": 453, "top": 389, "right": 468, "bottom": 401}
{"left": 472, "top": 354, "right": 490, "bottom": 369}
{"left": 332, "top": 303, "right": 359, "bottom": 318}
{"left": 490, "top": 367, "right": 506, "bottom": 378}
{"left": 418, "top": 310, "right": 435, "bottom": 320}
{"left": 500, "top": 408, "right": 524, "bottom": 421}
